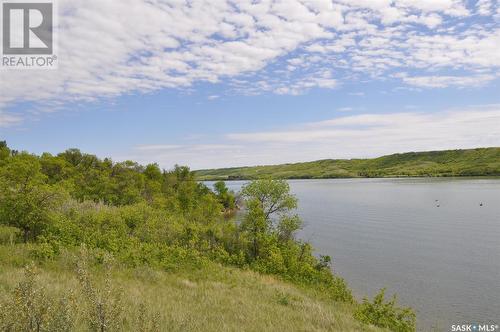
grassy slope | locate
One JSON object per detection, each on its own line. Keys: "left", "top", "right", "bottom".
{"left": 0, "top": 245, "right": 384, "bottom": 332}
{"left": 195, "top": 148, "right": 500, "bottom": 180}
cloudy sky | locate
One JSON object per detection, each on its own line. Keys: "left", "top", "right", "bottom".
{"left": 1, "top": 0, "right": 499, "bottom": 169}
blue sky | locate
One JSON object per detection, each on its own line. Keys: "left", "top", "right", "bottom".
{"left": 1, "top": 0, "right": 499, "bottom": 169}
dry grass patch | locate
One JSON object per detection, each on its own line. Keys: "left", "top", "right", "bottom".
{"left": 0, "top": 253, "right": 386, "bottom": 332}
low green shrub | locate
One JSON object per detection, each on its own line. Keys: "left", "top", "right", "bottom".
{"left": 29, "top": 240, "right": 60, "bottom": 260}
{"left": 354, "top": 288, "right": 416, "bottom": 332}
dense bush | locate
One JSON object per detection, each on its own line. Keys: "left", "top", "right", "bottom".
{"left": 354, "top": 288, "right": 416, "bottom": 332}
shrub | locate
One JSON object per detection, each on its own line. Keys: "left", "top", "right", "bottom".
{"left": 354, "top": 288, "right": 416, "bottom": 332}
{"left": 275, "top": 291, "right": 292, "bottom": 306}
{"left": 136, "top": 303, "right": 161, "bottom": 332}
{"left": 0, "top": 263, "right": 76, "bottom": 332}
{"left": 29, "top": 240, "right": 60, "bottom": 260}
{"left": 76, "top": 248, "right": 124, "bottom": 332}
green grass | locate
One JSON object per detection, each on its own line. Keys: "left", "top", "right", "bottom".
{"left": 195, "top": 148, "right": 500, "bottom": 180}
{"left": 0, "top": 245, "right": 385, "bottom": 332}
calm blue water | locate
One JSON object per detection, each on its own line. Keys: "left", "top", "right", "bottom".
{"left": 206, "top": 178, "right": 500, "bottom": 331}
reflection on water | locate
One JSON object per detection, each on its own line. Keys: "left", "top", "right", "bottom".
{"left": 206, "top": 178, "right": 500, "bottom": 331}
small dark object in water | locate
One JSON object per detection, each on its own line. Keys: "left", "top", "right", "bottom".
{"left": 435, "top": 199, "right": 439, "bottom": 202}
{"left": 480, "top": 203, "right": 483, "bottom": 206}
{"left": 436, "top": 205, "right": 440, "bottom": 207}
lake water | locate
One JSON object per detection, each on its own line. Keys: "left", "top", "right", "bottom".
{"left": 207, "top": 178, "right": 500, "bottom": 331}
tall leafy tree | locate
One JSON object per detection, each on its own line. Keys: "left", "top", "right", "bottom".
{"left": 0, "top": 154, "right": 65, "bottom": 242}
{"left": 241, "top": 179, "right": 297, "bottom": 219}
{"left": 240, "top": 179, "right": 302, "bottom": 260}
{"left": 0, "top": 141, "right": 10, "bottom": 162}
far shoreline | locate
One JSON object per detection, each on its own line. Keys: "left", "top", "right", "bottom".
{"left": 199, "top": 175, "right": 500, "bottom": 182}
{"left": 194, "top": 148, "right": 500, "bottom": 181}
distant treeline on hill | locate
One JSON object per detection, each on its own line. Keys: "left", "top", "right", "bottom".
{"left": 195, "top": 148, "right": 500, "bottom": 180}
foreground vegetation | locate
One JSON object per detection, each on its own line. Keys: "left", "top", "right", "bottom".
{"left": 0, "top": 246, "right": 388, "bottom": 332}
{"left": 0, "top": 141, "right": 415, "bottom": 331}
{"left": 195, "top": 147, "right": 500, "bottom": 180}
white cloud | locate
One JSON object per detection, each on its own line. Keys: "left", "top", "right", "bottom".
{"left": 0, "top": 112, "right": 23, "bottom": 127}
{"left": 0, "top": 0, "right": 498, "bottom": 112}
{"left": 395, "top": 0, "right": 469, "bottom": 16}
{"left": 227, "top": 108, "right": 500, "bottom": 145}
{"left": 135, "top": 144, "right": 239, "bottom": 152}
{"left": 122, "top": 106, "right": 500, "bottom": 169}
{"left": 476, "top": 0, "right": 495, "bottom": 15}
{"left": 128, "top": 144, "right": 245, "bottom": 168}
{"left": 273, "top": 76, "right": 338, "bottom": 95}
{"left": 135, "top": 145, "right": 183, "bottom": 151}
{"left": 401, "top": 74, "right": 497, "bottom": 88}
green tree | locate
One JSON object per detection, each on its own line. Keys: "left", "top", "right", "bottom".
{"left": 241, "top": 179, "right": 297, "bottom": 219}
{"left": 213, "top": 181, "right": 236, "bottom": 210}
{"left": 240, "top": 179, "right": 302, "bottom": 260}
{"left": 58, "top": 148, "right": 84, "bottom": 167}
{"left": 0, "top": 141, "right": 10, "bottom": 162}
{"left": 276, "top": 214, "right": 302, "bottom": 242}
{"left": 143, "top": 163, "right": 162, "bottom": 203}
{"left": 40, "top": 153, "right": 73, "bottom": 184}
{"left": 0, "top": 154, "right": 65, "bottom": 242}
{"left": 240, "top": 199, "right": 267, "bottom": 259}
{"left": 144, "top": 163, "right": 162, "bottom": 181}
{"left": 110, "top": 161, "right": 145, "bottom": 205}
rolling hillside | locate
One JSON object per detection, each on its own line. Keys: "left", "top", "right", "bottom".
{"left": 195, "top": 148, "right": 500, "bottom": 180}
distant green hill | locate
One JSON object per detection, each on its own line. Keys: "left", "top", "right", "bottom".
{"left": 195, "top": 148, "right": 500, "bottom": 180}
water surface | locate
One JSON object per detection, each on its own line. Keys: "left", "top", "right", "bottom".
{"left": 208, "top": 178, "right": 500, "bottom": 331}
